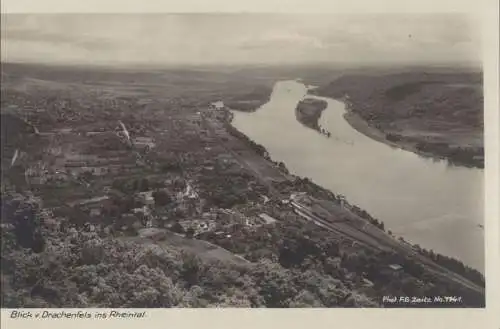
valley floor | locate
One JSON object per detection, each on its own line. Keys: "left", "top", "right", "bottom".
{"left": 0, "top": 63, "right": 485, "bottom": 308}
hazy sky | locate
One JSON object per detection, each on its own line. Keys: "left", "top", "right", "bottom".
{"left": 1, "top": 14, "right": 482, "bottom": 66}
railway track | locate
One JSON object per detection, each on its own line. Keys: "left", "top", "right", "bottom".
{"left": 292, "top": 199, "right": 485, "bottom": 294}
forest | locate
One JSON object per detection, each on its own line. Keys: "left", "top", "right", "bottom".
{"left": 1, "top": 194, "right": 379, "bottom": 308}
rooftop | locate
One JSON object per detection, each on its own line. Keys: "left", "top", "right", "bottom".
{"left": 388, "top": 264, "right": 403, "bottom": 271}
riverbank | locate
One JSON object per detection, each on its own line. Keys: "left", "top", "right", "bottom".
{"left": 342, "top": 109, "right": 459, "bottom": 164}
{"left": 223, "top": 85, "right": 273, "bottom": 112}
{"left": 311, "top": 71, "right": 484, "bottom": 168}
{"left": 343, "top": 108, "right": 484, "bottom": 168}
{"left": 225, "top": 101, "right": 485, "bottom": 284}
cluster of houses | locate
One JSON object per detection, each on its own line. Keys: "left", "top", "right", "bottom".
{"left": 174, "top": 207, "right": 279, "bottom": 238}
{"left": 209, "top": 101, "right": 225, "bottom": 110}
{"left": 63, "top": 171, "right": 282, "bottom": 238}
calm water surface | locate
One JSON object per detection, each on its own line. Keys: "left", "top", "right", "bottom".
{"left": 231, "top": 80, "right": 484, "bottom": 271}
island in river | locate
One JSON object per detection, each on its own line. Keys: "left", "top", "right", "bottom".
{"left": 294, "top": 98, "right": 328, "bottom": 133}
{"left": 310, "top": 71, "right": 484, "bottom": 168}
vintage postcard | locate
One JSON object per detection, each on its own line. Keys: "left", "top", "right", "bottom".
{"left": 1, "top": 0, "right": 498, "bottom": 328}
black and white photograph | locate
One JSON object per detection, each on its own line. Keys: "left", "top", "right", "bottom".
{"left": 0, "top": 6, "right": 494, "bottom": 313}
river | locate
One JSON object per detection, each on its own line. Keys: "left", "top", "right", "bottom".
{"left": 230, "top": 80, "right": 484, "bottom": 271}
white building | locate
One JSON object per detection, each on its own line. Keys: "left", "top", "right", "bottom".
{"left": 259, "top": 213, "right": 277, "bottom": 225}
{"left": 184, "top": 183, "right": 198, "bottom": 199}
{"left": 210, "top": 101, "right": 225, "bottom": 110}
{"left": 137, "top": 191, "right": 155, "bottom": 205}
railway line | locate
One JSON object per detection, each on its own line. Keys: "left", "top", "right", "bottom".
{"left": 291, "top": 198, "right": 485, "bottom": 294}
